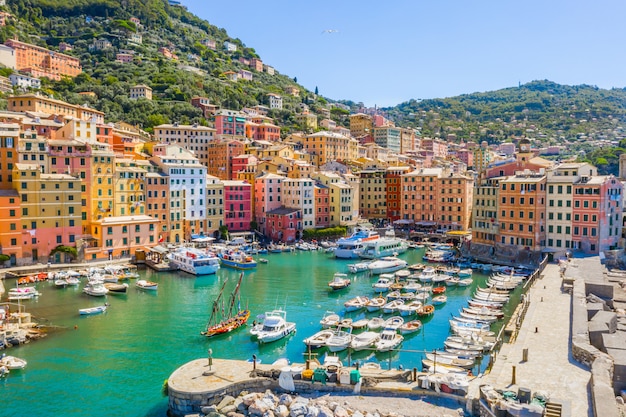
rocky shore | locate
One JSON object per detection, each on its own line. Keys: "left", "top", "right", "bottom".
{"left": 190, "top": 390, "right": 466, "bottom": 417}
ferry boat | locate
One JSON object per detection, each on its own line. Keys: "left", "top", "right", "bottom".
{"left": 357, "top": 237, "right": 408, "bottom": 259}
{"left": 218, "top": 250, "right": 257, "bottom": 270}
{"left": 334, "top": 229, "right": 380, "bottom": 259}
{"left": 167, "top": 247, "right": 220, "bottom": 276}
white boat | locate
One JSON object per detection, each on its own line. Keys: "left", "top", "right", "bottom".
{"left": 82, "top": 282, "right": 109, "bottom": 297}
{"left": 348, "top": 261, "right": 373, "bottom": 274}
{"left": 372, "top": 276, "right": 392, "bottom": 293}
{"left": 383, "top": 316, "right": 404, "bottom": 330}
{"left": 403, "top": 280, "right": 422, "bottom": 292}
{"left": 343, "top": 296, "right": 369, "bottom": 312}
{"left": 325, "top": 326, "right": 353, "bottom": 352}
{"left": 66, "top": 277, "right": 80, "bottom": 286}
{"left": 367, "top": 316, "right": 385, "bottom": 331}
{"left": 432, "top": 295, "right": 448, "bottom": 305}
{"left": 365, "top": 296, "right": 386, "bottom": 312}
{"left": 79, "top": 304, "right": 108, "bottom": 315}
{"left": 382, "top": 299, "right": 405, "bottom": 314}
{"left": 0, "top": 354, "right": 27, "bottom": 370}
{"left": 7, "top": 286, "right": 40, "bottom": 300}
{"left": 250, "top": 309, "right": 296, "bottom": 343}
{"left": 397, "top": 300, "right": 422, "bottom": 316}
{"left": 351, "top": 318, "right": 369, "bottom": 330}
{"left": 395, "top": 269, "right": 411, "bottom": 280}
{"left": 358, "top": 238, "right": 408, "bottom": 259}
{"left": 350, "top": 331, "right": 380, "bottom": 351}
{"left": 303, "top": 329, "right": 334, "bottom": 349}
{"left": 335, "top": 229, "right": 380, "bottom": 259}
{"left": 457, "top": 278, "right": 473, "bottom": 287}
{"left": 398, "top": 319, "right": 422, "bottom": 335}
{"left": 136, "top": 280, "right": 158, "bottom": 291}
{"left": 328, "top": 273, "right": 351, "bottom": 291}
{"left": 54, "top": 279, "right": 68, "bottom": 288}
{"left": 167, "top": 247, "right": 220, "bottom": 275}
{"left": 319, "top": 311, "right": 340, "bottom": 328}
{"left": 418, "top": 267, "right": 436, "bottom": 282}
{"left": 457, "top": 268, "right": 473, "bottom": 278}
{"left": 423, "top": 249, "right": 455, "bottom": 263}
{"left": 422, "top": 359, "right": 468, "bottom": 374}
{"left": 425, "top": 352, "right": 475, "bottom": 368}
{"left": 367, "top": 257, "right": 408, "bottom": 274}
{"left": 375, "top": 328, "right": 404, "bottom": 352}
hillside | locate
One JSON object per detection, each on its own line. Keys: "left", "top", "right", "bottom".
{"left": 0, "top": 0, "right": 332, "bottom": 133}
{"left": 384, "top": 80, "right": 626, "bottom": 174}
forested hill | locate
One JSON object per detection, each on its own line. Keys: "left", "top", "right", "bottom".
{"left": 382, "top": 80, "right": 626, "bottom": 175}
{"left": 0, "top": 0, "right": 324, "bottom": 132}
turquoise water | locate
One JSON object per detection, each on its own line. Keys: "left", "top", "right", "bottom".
{"left": 1, "top": 249, "right": 513, "bottom": 417}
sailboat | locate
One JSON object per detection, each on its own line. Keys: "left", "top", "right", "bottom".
{"left": 201, "top": 272, "right": 250, "bottom": 338}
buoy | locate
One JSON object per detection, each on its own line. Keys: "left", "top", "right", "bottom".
{"left": 74, "top": 325, "right": 78, "bottom": 330}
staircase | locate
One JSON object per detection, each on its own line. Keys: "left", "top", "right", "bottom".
{"left": 544, "top": 402, "right": 563, "bottom": 417}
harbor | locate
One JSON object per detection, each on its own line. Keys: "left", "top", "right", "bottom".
{"left": 1, "top": 244, "right": 622, "bottom": 416}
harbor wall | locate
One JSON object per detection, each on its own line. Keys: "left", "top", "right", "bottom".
{"left": 167, "top": 367, "right": 466, "bottom": 417}
{"left": 571, "top": 273, "right": 619, "bottom": 417}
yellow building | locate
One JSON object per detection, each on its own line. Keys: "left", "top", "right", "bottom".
{"left": 8, "top": 93, "right": 104, "bottom": 124}
{"left": 359, "top": 169, "right": 387, "bottom": 220}
{"left": 291, "top": 132, "right": 358, "bottom": 167}
{"left": 294, "top": 112, "right": 318, "bottom": 131}
{"left": 349, "top": 113, "right": 373, "bottom": 138}
{"left": 311, "top": 171, "right": 356, "bottom": 226}
{"left": 472, "top": 177, "right": 500, "bottom": 246}
{"left": 206, "top": 174, "right": 224, "bottom": 236}
{"left": 13, "top": 163, "right": 82, "bottom": 263}
{"left": 153, "top": 123, "right": 217, "bottom": 168}
{"left": 113, "top": 158, "right": 146, "bottom": 217}
{"left": 90, "top": 143, "right": 116, "bottom": 222}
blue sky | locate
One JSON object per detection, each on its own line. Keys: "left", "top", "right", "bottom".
{"left": 182, "top": 1, "right": 626, "bottom": 108}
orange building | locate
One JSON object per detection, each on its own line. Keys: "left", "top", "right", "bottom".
{"left": 8, "top": 94, "right": 104, "bottom": 124}
{"left": 206, "top": 139, "right": 245, "bottom": 179}
{"left": 5, "top": 39, "right": 82, "bottom": 81}
{"left": 0, "top": 189, "right": 23, "bottom": 264}
{"left": 497, "top": 172, "right": 546, "bottom": 251}
{"left": 386, "top": 166, "right": 410, "bottom": 222}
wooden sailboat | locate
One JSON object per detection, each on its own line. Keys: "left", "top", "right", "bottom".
{"left": 201, "top": 272, "right": 250, "bottom": 337}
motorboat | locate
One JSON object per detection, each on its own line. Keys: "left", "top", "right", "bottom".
{"left": 7, "top": 286, "right": 40, "bottom": 300}
{"left": 343, "top": 296, "right": 369, "bottom": 312}
{"left": 104, "top": 282, "right": 129, "bottom": 294}
{"left": 219, "top": 250, "right": 257, "bottom": 270}
{"left": 457, "top": 278, "right": 473, "bottom": 287}
{"left": 351, "top": 318, "right": 369, "bottom": 330}
{"left": 66, "top": 276, "right": 81, "bottom": 286}
{"left": 372, "top": 276, "right": 392, "bottom": 293}
{"left": 0, "top": 355, "right": 27, "bottom": 370}
{"left": 398, "top": 319, "right": 422, "bottom": 335}
{"left": 357, "top": 238, "right": 408, "bottom": 259}
{"left": 167, "top": 247, "right": 220, "bottom": 275}
{"left": 375, "top": 328, "right": 404, "bottom": 352}
{"left": 136, "top": 280, "right": 158, "bottom": 291}
{"left": 367, "top": 316, "right": 385, "bottom": 331}
{"left": 417, "top": 267, "right": 436, "bottom": 282}
{"left": 319, "top": 311, "right": 340, "bottom": 328}
{"left": 83, "top": 282, "right": 109, "bottom": 297}
{"left": 367, "top": 257, "right": 408, "bottom": 274}
{"left": 54, "top": 278, "right": 68, "bottom": 288}
{"left": 325, "top": 326, "right": 353, "bottom": 352}
{"left": 79, "top": 304, "right": 108, "bottom": 315}
{"left": 395, "top": 269, "right": 411, "bottom": 280}
{"left": 328, "top": 273, "right": 351, "bottom": 291}
{"left": 432, "top": 286, "right": 446, "bottom": 294}
{"left": 383, "top": 316, "right": 404, "bottom": 330}
{"left": 334, "top": 229, "right": 380, "bottom": 259}
{"left": 457, "top": 268, "right": 473, "bottom": 278}
{"left": 303, "top": 329, "right": 334, "bottom": 349}
{"left": 349, "top": 331, "right": 380, "bottom": 351}
{"left": 348, "top": 261, "right": 373, "bottom": 273}
{"left": 365, "top": 296, "right": 386, "bottom": 312}
{"left": 249, "top": 309, "right": 296, "bottom": 343}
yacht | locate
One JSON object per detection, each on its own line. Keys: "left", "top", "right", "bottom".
{"left": 357, "top": 238, "right": 408, "bottom": 259}
{"left": 367, "top": 257, "right": 408, "bottom": 274}
{"left": 250, "top": 310, "right": 296, "bottom": 343}
{"left": 167, "top": 247, "right": 220, "bottom": 276}
{"left": 334, "top": 229, "right": 380, "bottom": 259}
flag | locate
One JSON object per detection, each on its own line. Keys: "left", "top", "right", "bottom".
{"left": 158, "top": 235, "right": 164, "bottom": 243}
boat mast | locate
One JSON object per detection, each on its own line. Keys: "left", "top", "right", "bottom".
{"left": 205, "top": 279, "right": 228, "bottom": 331}
{"left": 227, "top": 272, "right": 244, "bottom": 318}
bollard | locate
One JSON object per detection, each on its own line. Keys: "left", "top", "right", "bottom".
{"left": 413, "top": 367, "right": 417, "bottom": 382}
{"left": 535, "top": 327, "right": 538, "bottom": 333}
{"left": 522, "top": 348, "right": 528, "bottom": 362}
{"left": 252, "top": 354, "right": 257, "bottom": 371}
{"left": 511, "top": 365, "right": 516, "bottom": 385}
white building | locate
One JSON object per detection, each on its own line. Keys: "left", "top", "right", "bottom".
{"left": 282, "top": 178, "right": 316, "bottom": 230}
{"left": 9, "top": 73, "right": 40, "bottom": 90}
{"left": 0, "top": 44, "right": 15, "bottom": 69}
{"left": 267, "top": 93, "right": 283, "bottom": 110}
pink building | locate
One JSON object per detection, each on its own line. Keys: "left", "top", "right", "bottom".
{"left": 238, "top": 69, "right": 253, "bottom": 81}
{"left": 214, "top": 110, "right": 247, "bottom": 138}
{"left": 420, "top": 138, "right": 448, "bottom": 158}
{"left": 456, "top": 148, "right": 473, "bottom": 167}
{"left": 266, "top": 207, "right": 300, "bottom": 243}
{"left": 88, "top": 215, "right": 158, "bottom": 260}
{"left": 254, "top": 173, "right": 285, "bottom": 235}
{"left": 222, "top": 180, "right": 252, "bottom": 232}
{"left": 572, "top": 175, "right": 622, "bottom": 254}
{"left": 250, "top": 58, "right": 263, "bottom": 72}
{"left": 314, "top": 182, "right": 330, "bottom": 228}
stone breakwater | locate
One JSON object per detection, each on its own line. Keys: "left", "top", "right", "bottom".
{"left": 191, "top": 390, "right": 465, "bottom": 417}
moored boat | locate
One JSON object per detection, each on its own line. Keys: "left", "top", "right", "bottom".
{"left": 358, "top": 238, "right": 408, "bottom": 259}
{"left": 103, "top": 282, "right": 128, "bottom": 294}
{"left": 0, "top": 354, "right": 27, "bottom": 370}
{"left": 375, "top": 328, "right": 404, "bottom": 352}
{"left": 249, "top": 309, "right": 296, "bottom": 343}
{"left": 136, "top": 280, "right": 158, "bottom": 291}
{"left": 343, "top": 296, "right": 369, "bottom": 312}
{"left": 328, "top": 273, "right": 351, "bottom": 291}
{"left": 398, "top": 319, "right": 422, "bottom": 335}
{"left": 167, "top": 247, "right": 220, "bottom": 276}
{"left": 367, "top": 257, "right": 408, "bottom": 274}
{"left": 79, "top": 304, "right": 108, "bottom": 315}
{"left": 303, "top": 329, "right": 334, "bottom": 349}
{"left": 219, "top": 250, "right": 257, "bottom": 270}
{"left": 202, "top": 273, "right": 250, "bottom": 338}
{"left": 334, "top": 229, "right": 380, "bottom": 259}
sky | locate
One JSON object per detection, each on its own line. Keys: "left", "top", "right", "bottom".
{"left": 182, "top": 0, "right": 626, "bottom": 108}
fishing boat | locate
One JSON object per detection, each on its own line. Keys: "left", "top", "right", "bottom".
{"left": 418, "top": 304, "right": 435, "bottom": 317}
{"left": 357, "top": 238, "right": 408, "bottom": 259}
{"left": 367, "top": 257, "right": 408, "bottom": 274}
{"left": 319, "top": 311, "right": 340, "bottom": 328}
{"left": 425, "top": 351, "right": 475, "bottom": 368}
{"left": 417, "top": 267, "right": 436, "bottom": 282}
{"left": 422, "top": 359, "right": 468, "bottom": 374}
{"left": 343, "top": 296, "right": 369, "bottom": 312}
{"left": 382, "top": 299, "right": 405, "bottom": 314}
{"left": 334, "top": 229, "right": 380, "bottom": 259}
{"left": 167, "top": 247, "right": 220, "bottom": 276}
{"left": 372, "top": 276, "right": 392, "bottom": 293}
{"left": 365, "top": 296, "right": 386, "bottom": 312}
{"left": 325, "top": 326, "right": 353, "bottom": 352}
{"left": 349, "top": 331, "right": 380, "bottom": 351}
{"left": 82, "top": 282, "right": 108, "bottom": 297}
{"left": 375, "top": 328, "right": 404, "bottom": 352}
{"left": 397, "top": 300, "right": 422, "bottom": 316}
{"left": 202, "top": 273, "right": 250, "bottom": 338}
{"left": 303, "top": 329, "right": 334, "bottom": 349}
{"left": 398, "top": 319, "right": 422, "bottom": 335}
{"left": 103, "top": 282, "right": 129, "bottom": 294}
{"left": 54, "top": 278, "right": 68, "bottom": 288}
{"left": 136, "top": 280, "right": 158, "bottom": 291}
{"left": 328, "top": 273, "right": 351, "bottom": 291}
{"left": 383, "top": 316, "right": 404, "bottom": 330}
{"left": 249, "top": 309, "right": 296, "bottom": 343}
{"left": 432, "top": 295, "right": 448, "bottom": 305}
{"left": 79, "top": 304, "right": 108, "bottom": 315}
{"left": 351, "top": 318, "right": 369, "bottom": 330}
{"left": 403, "top": 280, "right": 422, "bottom": 292}
{"left": 367, "top": 316, "right": 385, "bottom": 331}
{"left": 0, "top": 354, "right": 27, "bottom": 370}
{"left": 219, "top": 250, "right": 257, "bottom": 270}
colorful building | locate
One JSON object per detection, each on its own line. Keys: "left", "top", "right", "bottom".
{"left": 88, "top": 215, "right": 158, "bottom": 260}
{"left": 254, "top": 173, "right": 285, "bottom": 235}
{"left": 222, "top": 180, "right": 252, "bottom": 233}
{"left": 282, "top": 178, "right": 315, "bottom": 232}
{"left": 153, "top": 123, "right": 216, "bottom": 168}
{"left": 8, "top": 93, "right": 104, "bottom": 124}
{"left": 359, "top": 169, "right": 386, "bottom": 221}
{"left": 205, "top": 174, "right": 224, "bottom": 237}
{"left": 213, "top": 110, "right": 247, "bottom": 139}
{"left": 386, "top": 166, "right": 410, "bottom": 223}
{"left": 266, "top": 207, "right": 300, "bottom": 243}
{"left": 0, "top": 189, "right": 23, "bottom": 264}
{"left": 314, "top": 182, "right": 330, "bottom": 228}
{"left": 5, "top": 39, "right": 82, "bottom": 81}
